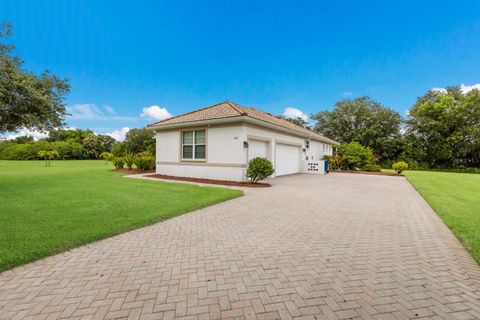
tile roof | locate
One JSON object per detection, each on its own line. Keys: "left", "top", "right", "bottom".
{"left": 148, "top": 101, "right": 338, "bottom": 144}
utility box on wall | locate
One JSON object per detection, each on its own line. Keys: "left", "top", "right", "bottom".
{"left": 302, "top": 160, "right": 326, "bottom": 175}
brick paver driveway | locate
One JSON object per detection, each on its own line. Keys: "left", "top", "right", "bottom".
{"left": 1, "top": 173, "right": 480, "bottom": 320}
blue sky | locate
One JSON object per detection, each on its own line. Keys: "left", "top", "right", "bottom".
{"left": 2, "top": 0, "right": 480, "bottom": 140}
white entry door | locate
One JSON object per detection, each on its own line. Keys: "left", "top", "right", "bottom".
{"left": 275, "top": 143, "right": 301, "bottom": 176}
{"left": 248, "top": 139, "right": 268, "bottom": 161}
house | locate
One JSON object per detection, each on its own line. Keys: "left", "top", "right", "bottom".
{"left": 147, "top": 101, "right": 339, "bottom": 182}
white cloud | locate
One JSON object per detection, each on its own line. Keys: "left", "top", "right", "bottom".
{"left": 283, "top": 107, "right": 309, "bottom": 122}
{"left": 2, "top": 128, "right": 49, "bottom": 141}
{"left": 460, "top": 83, "right": 480, "bottom": 94}
{"left": 103, "top": 105, "right": 116, "bottom": 115}
{"left": 140, "top": 105, "right": 172, "bottom": 120}
{"left": 67, "top": 104, "right": 105, "bottom": 120}
{"left": 342, "top": 91, "right": 353, "bottom": 96}
{"left": 431, "top": 87, "right": 447, "bottom": 94}
{"left": 432, "top": 83, "right": 480, "bottom": 94}
{"left": 67, "top": 103, "right": 136, "bottom": 122}
{"left": 106, "top": 127, "right": 130, "bottom": 142}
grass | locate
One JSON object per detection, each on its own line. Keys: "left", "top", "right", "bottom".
{"left": 402, "top": 170, "right": 480, "bottom": 263}
{"left": 0, "top": 160, "right": 243, "bottom": 271}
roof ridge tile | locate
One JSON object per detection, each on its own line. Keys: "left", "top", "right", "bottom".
{"left": 148, "top": 101, "right": 234, "bottom": 126}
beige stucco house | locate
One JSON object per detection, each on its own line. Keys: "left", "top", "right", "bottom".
{"left": 147, "top": 101, "right": 338, "bottom": 182}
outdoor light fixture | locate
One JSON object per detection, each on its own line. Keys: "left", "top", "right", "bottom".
{"left": 243, "top": 141, "right": 249, "bottom": 148}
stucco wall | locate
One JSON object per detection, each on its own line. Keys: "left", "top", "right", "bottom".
{"left": 156, "top": 164, "right": 245, "bottom": 181}
{"left": 307, "top": 141, "right": 333, "bottom": 161}
{"left": 155, "top": 124, "right": 247, "bottom": 181}
{"left": 154, "top": 122, "right": 334, "bottom": 181}
{"left": 156, "top": 130, "right": 180, "bottom": 162}
{"left": 207, "top": 125, "right": 246, "bottom": 164}
{"left": 245, "top": 124, "right": 303, "bottom": 166}
{"left": 245, "top": 124, "right": 332, "bottom": 164}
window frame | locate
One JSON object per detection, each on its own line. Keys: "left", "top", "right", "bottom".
{"left": 181, "top": 129, "right": 207, "bottom": 161}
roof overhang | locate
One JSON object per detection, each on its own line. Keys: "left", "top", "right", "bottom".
{"left": 147, "top": 116, "right": 339, "bottom": 145}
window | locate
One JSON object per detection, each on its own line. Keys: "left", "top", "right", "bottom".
{"left": 305, "top": 140, "right": 310, "bottom": 149}
{"left": 182, "top": 130, "right": 206, "bottom": 160}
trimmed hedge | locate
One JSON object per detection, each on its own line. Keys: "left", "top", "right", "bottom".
{"left": 0, "top": 141, "right": 87, "bottom": 160}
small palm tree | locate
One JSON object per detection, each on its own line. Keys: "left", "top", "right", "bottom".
{"left": 37, "top": 150, "right": 59, "bottom": 166}
{"left": 99, "top": 152, "right": 113, "bottom": 164}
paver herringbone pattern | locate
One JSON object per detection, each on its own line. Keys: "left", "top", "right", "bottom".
{"left": 1, "top": 173, "right": 480, "bottom": 320}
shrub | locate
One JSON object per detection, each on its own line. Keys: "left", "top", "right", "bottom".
{"left": 246, "top": 157, "right": 274, "bottom": 183}
{"left": 336, "top": 142, "right": 375, "bottom": 170}
{"left": 2, "top": 143, "right": 36, "bottom": 160}
{"left": 99, "top": 152, "right": 113, "bottom": 164}
{"left": 52, "top": 141, "right": 87, "bottom": 159}
{"left": 392, "top": 161, "right": 409, "bottom": 174}
{"left": 123, "top": 153, "right": 135, "bottom": 169}
{"left": 133, "top": 151, "right": 155, "bottom": 170}
{"left": 323, "top": 154, "right": 346, "bottom": 170}
{"left": 111, "top": 156, "right": 125, "bottom": 169}
{"left": 362, "top": 163, "right": 382, "bottom": 172}
{"left": 111, "top": 142, "right": 126, "bottom": 157}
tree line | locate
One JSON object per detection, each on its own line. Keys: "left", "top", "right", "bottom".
{"left": 0, "top": 128, "right": 154, "bottom": 160}
{"left": 280, "top": 88, "right": 480, "bottom": 169}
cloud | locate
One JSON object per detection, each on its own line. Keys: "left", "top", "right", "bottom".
{"left": 431, "top": 87, "right": 447, "bottom": 94}
{"left": 2, "top": 128, "right": 49, "bottom": 141}
{"left": 283, "top": 107, "right": 309, "bottom": 122}
{"left": 67, "top": 103, "right": 136, "bottom": 122}
{"left": 460, "top": 83, "right": 480, "bottom": 94}
{"left": 67, "top": 104, "right": 105, "bottom": 120}
{"left": 432, "top": 83, "right": 480, "bottom": 94}
{"left": 140, "top": 105, "right": 172, "bottom": 120}
{"left": 342, "top": 91, "right": 353, "bottom": 96}
{"left": 103, "top": 105, "right": 117, "bottom": 115}
{"left": 106, "top": 127, "right": 130, "bottom": 142}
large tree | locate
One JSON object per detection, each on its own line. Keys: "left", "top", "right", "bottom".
{"left": 124, "top": 128, "right": 155, "bottom": 154}
{"left": 312, "top": 96, "right": 402, "bottom": 160}
{"left": 276, "top": 115, "right": 311, "bottom": 130}
{"left": 0, "top": 22, "right": 70, "bottom": 133}
{"left": 404, "top": 87, "right": 480, "bottom": 168}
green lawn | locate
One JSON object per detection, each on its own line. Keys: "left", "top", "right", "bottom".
{"left": 403, "top": 170, "right": 480, "bottom": 263}
{"left": 0, "top": 160, "right": 243, "bottom": 271}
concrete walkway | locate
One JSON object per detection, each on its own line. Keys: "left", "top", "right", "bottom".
{"left": 1, "top": 173, "right": 480, "bottom": 319}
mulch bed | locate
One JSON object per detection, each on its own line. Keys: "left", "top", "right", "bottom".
{"left": 113, "top": 168, "right": 156, "bottom": 175}
{"left": 145, "top": 174, "right": 271, "bottom": 188}
{"left": 330, "top": 170, "right": 402, "bottom": 177}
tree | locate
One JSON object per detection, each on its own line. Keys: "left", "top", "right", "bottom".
{"left": 98, "top": 134, "right": 116, "bottom": 152}
{"left": 47, "top": 128, "right": 93, "bottom": 144}
{"left": 312, "top": 97, "right": 402, "bottom": 161}
{"left": 123, "top": 128, "right": 155, "bottom": 154}
{"left": 12, "top": 135, "right": 34, "bottom": 144}
{"left": 276, "top": 115, "right": 311, "bottom": 130}
{"left": 99, "top": 152, "right": 113, "bottom": 164}
{"left": 37, "top": 149, "right": 59, "bottom": 166}
{"left": 82, "top": 133, "right": 103, "bottom": 159}
{"left": 404, "top": 87, "right": 480, "bottom": 168}
{"left": 0, "top": 22, "right": 70, "bottom": 133}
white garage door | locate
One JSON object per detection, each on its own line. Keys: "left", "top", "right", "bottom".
{"left": 275, "top": 143, "right": 301, "bottom": 176}
{"left": 248, "top": 139, "right": 268, "bottom": 161}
